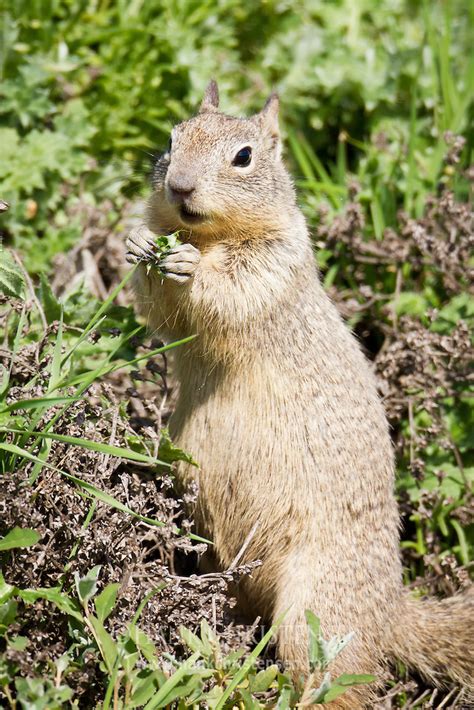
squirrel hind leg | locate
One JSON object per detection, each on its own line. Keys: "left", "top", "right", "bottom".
{"left": 276, "top": 619, "right": 379, "bottom": 709}
{"left": 272, "top": 568, "right": 385, "bottom": 709}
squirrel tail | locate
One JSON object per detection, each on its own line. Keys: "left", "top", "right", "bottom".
{"left": 388, "top": 589, "right": 474, "bottom": 693}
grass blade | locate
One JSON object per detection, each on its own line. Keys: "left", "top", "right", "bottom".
{"left": 48, "top": 307, "right": 63, "bottom": 392}
{"left": 215, "top": 613, "right": 286, "bottom": 709}
{"left": 143, "top": 652, "right": 200, "bottom": 710}
{"left": 0, "top": 442, "right": 210, "bottom": 543}
{"left": 0, "top": 305, "right": 27, "bottom": 399}
{"left": 0, "top": 397, "right": 79, "bottom": 414}
{"left": 60, "top": 265, "right": 138, "bottom": 369}
{"left": 0, "top": 442, "right": 166, "bottom": 528}
{"left": 61, "top": 334, "right": 196, "bottom": 389}
{"left": 4, "top": 428, "right": 170, "bottom": 467}
{"left": 0, "top": 527, "right": 41, "bottom": 551}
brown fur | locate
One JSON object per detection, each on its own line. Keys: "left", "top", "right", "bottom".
{"left": 127, "top": 82, "right": 474, "bottom": 707}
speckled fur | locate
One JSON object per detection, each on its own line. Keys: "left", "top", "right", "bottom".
{"left": 129, "top": 83, "right": 473, "bottom": 707}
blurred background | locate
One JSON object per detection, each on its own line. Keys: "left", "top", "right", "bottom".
{"left": 1, "top": 0, "right": 472, "bottom": 273}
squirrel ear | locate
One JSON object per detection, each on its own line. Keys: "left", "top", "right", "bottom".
{"left": 256, "top": 93, "right": 281, "bottom": 158}
{"left": 259, "top": 92, "right": 280, "bottom": 139}
{"left": 199, "top": 80, "right": 220, "bottom": 113}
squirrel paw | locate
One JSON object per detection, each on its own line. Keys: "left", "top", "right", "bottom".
{"left": 159, "top": 243, "right": 201, "bottom": 284}
{"left": 125, "top": 225, "right": 157, "bottom": 264}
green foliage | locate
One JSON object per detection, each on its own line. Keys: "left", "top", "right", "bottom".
{"left": 9, "top": 676, "right": 73, "bottom": 710}
{"left": 0, "top": 527, "right": 41, "bottom": 552}
{"left": 306, "top": 610, "right": 354, "bottom": 673}
{"left": 146, "top": 231, "right": 183, "bottom": 275}
{"left": 0, "top": 251, "right": 25, "bottom": 299}
{"left": 304, "top": 611, "right": 375, "bottom": 704}
{"left": 0, "top": 565, "right": 372, "bottom": 708}
{"left": 0, "top": 256, "right": 196, "bottom": 532}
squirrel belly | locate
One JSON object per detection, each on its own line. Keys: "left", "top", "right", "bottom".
{"left": 128, "top": 81, "right": 474, "bottom": 707}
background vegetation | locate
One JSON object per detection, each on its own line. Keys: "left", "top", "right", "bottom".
{"left": 0, "top": 0, "right": 472, "bottom": 707}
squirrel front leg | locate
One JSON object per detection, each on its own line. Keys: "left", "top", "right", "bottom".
{"left": 127, "top": 231, "right": 308, "bottom": 360}
{"left": 125, "top": 224, "right": 200, "bottom": 282}
{"left": 188, "top": 241, "right": 304, "bottom": 326}
{"left": 125, "top": 224, "right": 201, "bottom": 338}
{"left": 180, "top": 240, "right": 311, "bottom": 364}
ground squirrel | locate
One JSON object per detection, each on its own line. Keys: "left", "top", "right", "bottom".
{"left": 126, "top": 81, "right": 473, "bottom": 708}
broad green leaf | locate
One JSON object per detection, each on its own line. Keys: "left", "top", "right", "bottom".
{"left": 128, "top": 624, "right": 160, "bottom": 668}
{"left": 313, "top": 672, "right": 376, "bottom": 703}
{"left": 122, "top": 649, "right": 140, "bottom": 677}
{"left": 0, "top": 573, "right": 15, "bottom": 604}
{"left": 200, "top": 619, "right": 219, "bottom": 657}
{"left": 305, "top": 609, "right": 324, "bottom": 671}
{"left": 130, "top": 670, "right": 162, "bottom": 707}
{"left": 274, "top": 685, "right": 292, "bottom": 709}
{"left": 249, "top": 664, "right": 279, "bottom": 692}
{"left": 309, "top": 671, "right": 332, "bottom": 703}
{"left": 0, "top": 250, "right": 24, "bottom": 299}
{"left": 0, "top": 600, "right": 18, "bottom": 635}
{"left": 180, "top": 625, "right": 205, "bottom": 655}
{"left": 7, "top": 635, "right": 29, "bottom": 651}
{"left": 392, "top": 291, "right": 428, "bottom": 317}
{"left": 14, "top": 676, "right": 73, "bottom": 707}
{"left": 315, "top": 682, "right": 347, "bottom": 703}
{"left": 143, "top": 651, "right": 200, "bottom": 710}
{"left": 158, "top": 428, "right": 197, "bottom": 466}
{"left": 0, "top": 527, "right": 40, "bottom": 551}
{"left": 215, "top": 614, "right": 285, "bottom": 709}
{"left": 54, "top": 653, "right": 71, "bottom": 677}
{"left": 75, "top": 565, "right": 101, "bottom": 604}
{"left": 239, "top": 688, "right": 259, "bottom": 708}
{"left": 89, "top": 614, "right": 117, "bottom": 672}
{"left": 94, "top": 583, "right": 120, "bottom": 622}
{"left": 19, "top": 587, "right": 83, "bottom": 622}
{"left": 148, "top": 675, "right": 203, "bottom": 709}
{"left": 38, "top": 272, "right": 62, "bottom": 323}
{"left": 322, "top": 631, "right": 354, "bottom": 666}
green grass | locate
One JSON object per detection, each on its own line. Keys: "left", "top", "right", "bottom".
{"left": 0, "top": 560, "right": 372, "bottom": 708}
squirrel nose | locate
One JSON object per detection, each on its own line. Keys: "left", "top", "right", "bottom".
{"left": 167, "top": 175, "right": 196, "bottom": 200}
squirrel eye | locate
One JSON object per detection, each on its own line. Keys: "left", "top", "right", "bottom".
{"left": 232, "top": 146, "right": 252, "bottom": 167}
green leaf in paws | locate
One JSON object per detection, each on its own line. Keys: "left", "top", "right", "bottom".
{"left": 147, "top": 231, "right": 183, "bottom": 274}
{"left": 154, "top": 231, "right": 182, "bottom": 253}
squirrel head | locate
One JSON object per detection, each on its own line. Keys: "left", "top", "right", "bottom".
{"left": 149, "top": 81, "right": 296, "bottom": 242}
